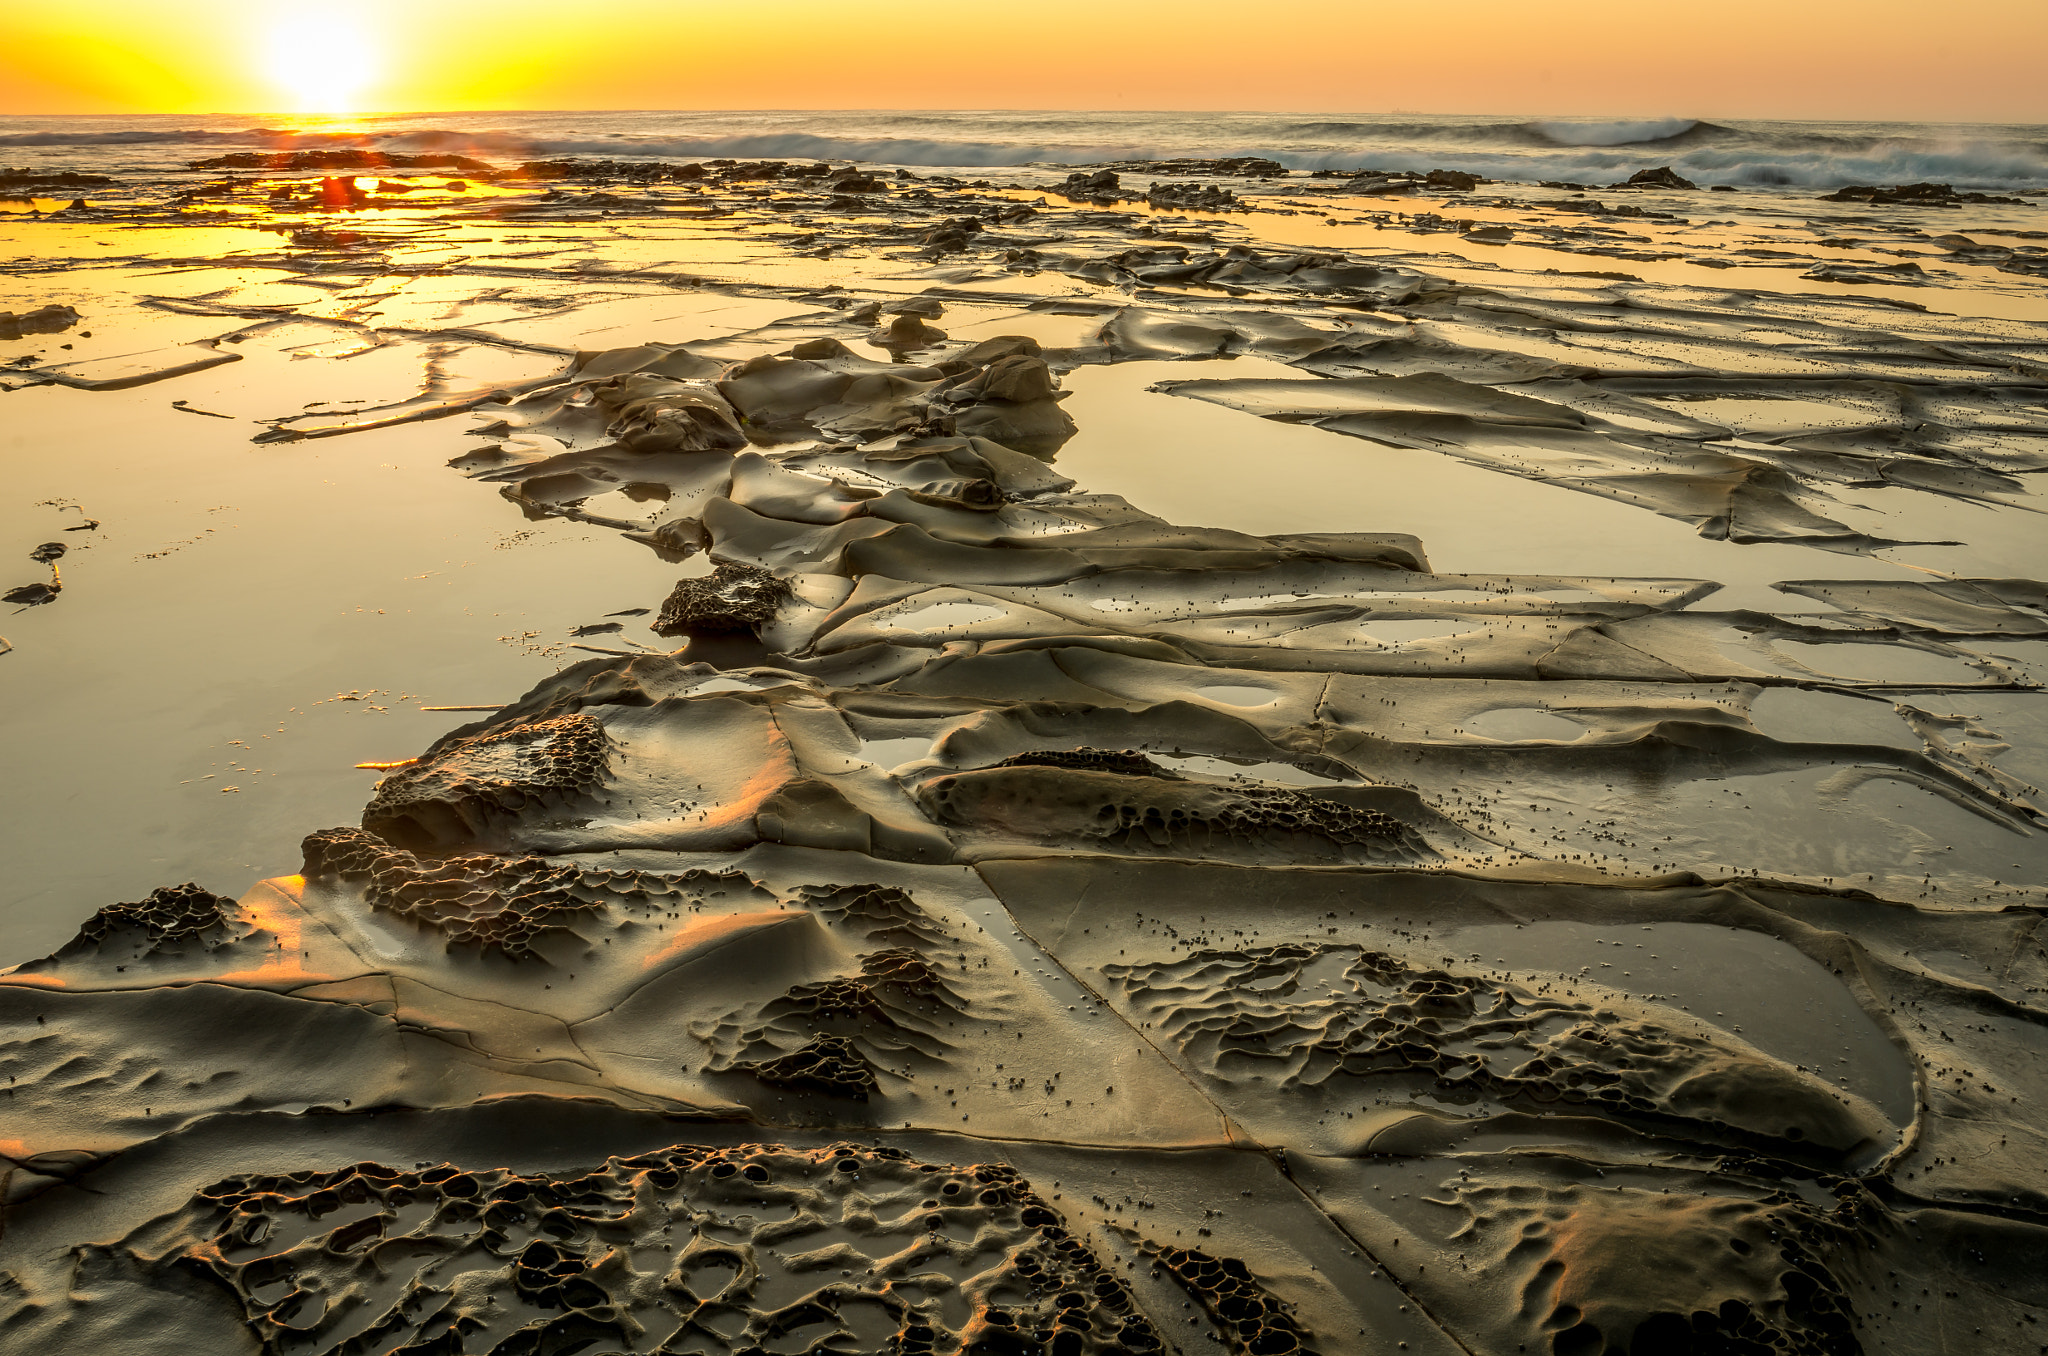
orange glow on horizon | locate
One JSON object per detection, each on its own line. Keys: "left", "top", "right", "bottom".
{"left": 0, "top": 1, "right": 2044, "bottom": 124}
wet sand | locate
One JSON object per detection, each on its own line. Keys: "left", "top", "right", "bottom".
{"left": 2, "top": 154, "right": 2046, "bottom": 1355}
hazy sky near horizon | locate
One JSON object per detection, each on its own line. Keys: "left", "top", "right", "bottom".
{"left": 3, "top": 0, "right": 2044, "bottom": 124}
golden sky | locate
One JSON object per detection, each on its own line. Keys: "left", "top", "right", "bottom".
{"left": 2, "top": 0, "right": 2044, "bottom": 123}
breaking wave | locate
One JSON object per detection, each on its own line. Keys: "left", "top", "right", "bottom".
{"left": 1529, "top": 117, "right": 1718, "bottom": 146}
{"left": 4, "top": 113, "right": 2045, "bottom": 190}
{"left": 0, "top": 129, "right": 260, "bottom": 147}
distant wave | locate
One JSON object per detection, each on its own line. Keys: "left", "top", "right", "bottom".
{"left": 0, "top": 126, "right": 1150, "bottom": 167}
{"left": 385, "top": 128, "right": 2048, "bottom": 189}
{"left": 1529, "top": 117, "right": 1716, "bottom": 146}
{"left": 1281, "top": 117, "right": 1728, "bottom": 148}
{"left": 395, "top": 130, "right": 1164, "bottom": 166}
{"left": 5, "top": 117, "right": 2046, "bottom": 190}
{"left": 1245, "top": 118, "right": 1729, "bottom": 148}
{"left": 0, "top": 129, "right": 263, "bottom": 147}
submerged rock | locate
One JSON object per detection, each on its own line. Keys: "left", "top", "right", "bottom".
{"left": 1343, "top": 174, "right": 1415, "bottom": 195}
{"left": 190, "top": 149, "right": 494, "bottom": 173}
{"left": 2, "top": 581, "right": 60, "bottom": 606}
{"left": 0, "top": 305, "right": 81, "bottom": 340}
{"left": 512, "top": 157, "right": 706, "bottom": 181}
{"left": 0, "top": 168, "right": 114, "bottom": 190}
{"left": 1820, "top": 180, "right": 2032, "bottom": 206}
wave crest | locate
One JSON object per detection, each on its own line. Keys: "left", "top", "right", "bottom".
{"left": 1529, "top": 118, "right": 1717, "bottom": 147}
{"left": 4, "top": 115, "right": 2045, "bottom": 190}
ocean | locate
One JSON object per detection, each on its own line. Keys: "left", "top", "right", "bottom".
{"left": 4, "top": 109, "right": 2046, "bottom": 190}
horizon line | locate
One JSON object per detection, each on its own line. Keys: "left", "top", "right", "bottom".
{"left": 3, "top": 108, "right": 2046, "bottom": 130}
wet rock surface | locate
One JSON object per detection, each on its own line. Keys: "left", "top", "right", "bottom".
{"left": 1819, "top": 181, "right": 2032, "bottom": 207}
{"left": 59, "top": 882, "right": 248, "bottom": 957}
{"left": 188, "top": 149, "right": 497, "bottom": 174}
{"left": 0, "top": 146, "right": 2045, "bottom": 1356}
{"left": 653, "top": 561, "right": 792, "bottom": 637}
{"left": 113, "top": 1143, "right": 1166, "bottom": 1356}
{"left": 1142, "top": 1244, "right": 1316, "bottom": 1356}
{"left": 0, "top": 168, "right": 114, "bottom": 191}
{"left": 1616, "top": 165, "right": 1699, "bottom": 190}
{"left": 362, "top": 711, "right": 614, "bottom": 850}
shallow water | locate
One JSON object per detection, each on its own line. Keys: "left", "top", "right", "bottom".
{"left": 1054, "top": 359, "right": 1935, "bottom": 608}
{"left": 3, "top": 145, "right": 2046, "bottom": 1356}
{"left": 0, "top": 381, "right": 682, "bottom": 958}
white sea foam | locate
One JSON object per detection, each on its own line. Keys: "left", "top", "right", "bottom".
{"left": 4, "top": 111, "right": 2044, "bottom": 191}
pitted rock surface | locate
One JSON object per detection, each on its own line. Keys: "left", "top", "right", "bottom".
{"left": 136, "top": 1145, "right": 1167, "bottom": 1356}
{"left": 362, "top": 712, "right": 613, "bottom": 849}
{"left": 653, "top": 562, "right": 792, "bottom": 637}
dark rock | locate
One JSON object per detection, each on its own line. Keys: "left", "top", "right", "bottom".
{"left": 965, "top": 354, "right": 1058, "bottom": 404}
{"left": 1146, "top": 1244, "right": 1316, "bottom": 1356}
{"left": 3, "top": 581, "right": 60, "bottom": 606}
{"left": 191, "top": 149, "right": 494, "bottom": 174}
{"left": 64, "top": 883, "right": 242, "bottom": 956}
{"left": 999, "top": 749, "right": 1176, "bottom": 778}
{"left": 1147, "top": 182, "right": 1239, "bottom": 212}
{"left": 922, "top": 216, "right": 984, "bottom": 253}
{"left": 301, "top": 826, "right": 747, "bottom": 959}
{"left": 1343, "top": 175, "right": 1415, "bottom": 196}
{"left": 316, "top": 176, "right": 370, "bottom": 210}
{"left": 1616, "top": 166, "right": 1699, "bottom": 190}
{"left": 0, "top": 304, "right": 81, "bottom": 340}
{"left": 510, "top": 158, "right": 702, "bottom": 182}
{"left": 596, "top": 372, "right": 748, "bottom": 453}
{"left": 652, "top": 562, "right": 791, "bottom": 637}
{"left": 1108, "top": 157, "right": 1285, "bottom": 179}
{"left": 1802, "top": 260, "right": 1929, "bottom": 285}
{"left": 827, "top": 167, "right": 887, "bottom": 194}
{"left": 1819, "top": 181, "right": 2030, "bottom": 207}
{"left": 0, "top": 168, "right": 116, "bottom": 190}
{"left": 162, "top": 1144, "right": 1164, "bottom": 1356}
{"left": 885, "top": 296, "right": 946, "bottom": 320}
{"left": 361, "top": 712, "right": 614, "bottom": 851}
{"left": 739, "top": 1034, "right": 880, "bottom": 1099}
{"left": 881, "top": 314, "right": 949, "bottom": 350}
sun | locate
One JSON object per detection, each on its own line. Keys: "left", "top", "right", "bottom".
{"left": 261, "top": 5, "right": 379, "bottom": 114}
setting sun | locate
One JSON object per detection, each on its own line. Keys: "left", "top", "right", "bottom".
{"left": 260, "top": 4, "right": 377, "bottom": 113}
{"left": 1, "top": 1, "right": 2046, "bottom": 1350}
{"left": 1, "top": 0, "right": 2045, "bottom": 118}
